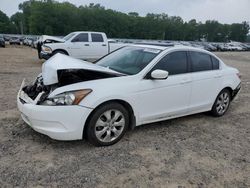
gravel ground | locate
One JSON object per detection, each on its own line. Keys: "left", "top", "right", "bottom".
{"left": 0, "top": 45, "right": 250, "bottom": 188}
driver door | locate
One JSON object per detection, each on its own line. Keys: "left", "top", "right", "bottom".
{"left": 69, "top": 33, "right": 91, "bottom": 59}
{"left": 135, "top": 51, "right": 192, "bottom": 124}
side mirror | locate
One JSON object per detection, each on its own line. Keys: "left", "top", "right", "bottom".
{"left": 151, "top": 69, "right": 169, "bottom": 80}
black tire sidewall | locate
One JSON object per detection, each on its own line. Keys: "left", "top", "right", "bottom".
{"left": 86, "top": 103, "right": 129, "bottom": 146}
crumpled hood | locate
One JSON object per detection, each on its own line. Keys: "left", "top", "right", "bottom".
{"left": 40, "top": 35, "right": 65, "bottom": 43}
{"left": 42, "top": 54, "right": 121, "bottom": 85}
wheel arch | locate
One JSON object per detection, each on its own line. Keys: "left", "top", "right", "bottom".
{"left": 211, "top": 86, "right": 234, "bottom": 111}
{"left": 82, "top": 99, "right": 136, "bottom": 139}
{"left": 52, "top": 49, "right": 69, "bottom": 55}
{"left": 220, "top": 86, "right": 233, "bottom": 99}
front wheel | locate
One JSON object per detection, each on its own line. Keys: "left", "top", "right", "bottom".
{"left": 211, "top": 89, "right": 231, "bottom": 117}
{"left": 86, "top": 103, "right": 129, "bottom": 146}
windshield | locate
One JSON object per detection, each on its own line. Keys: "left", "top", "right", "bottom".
{"left": 96, "top": 46, "right": 161, "bottom": 75}
{"left": 63, "top": 33, "right": 76, "bottom": 41}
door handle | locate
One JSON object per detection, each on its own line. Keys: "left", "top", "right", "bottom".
{"left": 84, "top": 44, "right": 90, "bottom": 46}
{"left": 102, "top": 44, "right": 107, "bottom": 46}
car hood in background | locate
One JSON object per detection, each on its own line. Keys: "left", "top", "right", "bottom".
{"left": 42, "top": 54, "right": 122, "bottom": 85}
{"left": 40, "top": 35, "right": 65, "bottom": 43}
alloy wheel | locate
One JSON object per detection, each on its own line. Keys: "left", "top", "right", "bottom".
{"left": 216, "top": 92, "right": 230, "bottom": 115}
{"left": 94, "top": 109, "right": 125, "bottom": 143}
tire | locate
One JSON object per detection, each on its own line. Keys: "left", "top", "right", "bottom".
{"left": 211, "top": 89, "right": 231, "bottom": 117}
{"left": 86, "top": 102, "right": 129, "bottom": 146}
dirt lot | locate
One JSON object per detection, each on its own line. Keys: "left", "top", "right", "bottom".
{"left": 0, "top": 45, "right": 249, "bottom": 188}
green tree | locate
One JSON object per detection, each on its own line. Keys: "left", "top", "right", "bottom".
{"left": 1, "top": 0, "right": 248, "bottom": 42}
{"left": 229, "top": 22, "right": 250, "bottom": 42}
{"left": 10, "top": 12, "right": 25, "bottom": 34}
{"left": 0, "top": 10, "right": 14, "bottom": 33}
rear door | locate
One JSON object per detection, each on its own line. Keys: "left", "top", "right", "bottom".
{"left": 188, "top": 51, "right": 222, "bottom": 112}
{"left": 89, "top": 33, "right": 108, "bottom": 59}
{"left": 69, "top": 33, "right": 91, "bottom": 59}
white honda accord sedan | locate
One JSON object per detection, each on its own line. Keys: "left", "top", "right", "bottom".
{"left": 17, "top": 45, "right": 241, "bottom": 146}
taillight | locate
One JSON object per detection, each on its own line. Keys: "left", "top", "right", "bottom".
{"left": 237, "top": 73, "right": 242, "bottom": 79}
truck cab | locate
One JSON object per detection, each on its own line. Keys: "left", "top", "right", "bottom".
{"left": 40, "top": 31, "right": 110, "bottom": 61}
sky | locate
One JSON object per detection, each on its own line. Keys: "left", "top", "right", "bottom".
{"left": 0, "top": 0, "right": 250, "bottom": 24}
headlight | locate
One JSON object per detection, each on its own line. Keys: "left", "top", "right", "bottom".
{"left": 42, "top": 46, "right": 52, "bottom": 53}
{"left": 41, "top": 89, "right": 92, "bottom": 106}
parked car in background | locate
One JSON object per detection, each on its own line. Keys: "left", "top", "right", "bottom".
{"left": 241, "top": 43, "right": 250, "bottom": 51}
{"left": 202, "top": 42, "right": 217, "bottom": 51}
{"left": 23, "top": 37, "right": 29, "bottom": 45}
{"left": 39, "top": 31, "right": 128, "bottom": 61}
{"left": 27, "top": 38, "right": 33, "bottom": 46}
{"left": 31, "top": 37, "right": 39, "bottom": 48}
{"left": 23, "top": 37, "right": 34, "bottom": 46}
{"left": 9, "top": 37, "right": 21, "bottom": 45}
{"left": 214, "top": 43, "right": 227, "bottom": 51}
{"left": 226, "top": 43, "right": 243, "bottom": 51}
{"left": 17, "top": 45, "right": 241, "bottom": 146}
{"left": 3, "top": 35, "right": 10, "bottom": 41}
{"left": 19, "top": 36, "right": 25, "bottom": 43}
{"left": 190, "top": 42, "right": 205, "bottom": 50}
{"left": 0, "top": 35, "right": 5, "bottom": 47}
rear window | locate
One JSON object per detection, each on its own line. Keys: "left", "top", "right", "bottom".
{"left": 211, "top": 56, "right": 220, "bottom": 70}
{"left": 91, "top": 33, "right": 104, "bottom": 42}
{"left": 190, "top": 51, "right": 213, "bottom": 72}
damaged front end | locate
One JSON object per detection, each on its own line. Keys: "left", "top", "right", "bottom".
{"left": 20, "top": 69, "right": 119, "bottom": 105}
{"left": 19, "top": 75, "right": 56, "bottom": 105}
{"left": 18, "top": 54, "right": 123, "bottom": 106}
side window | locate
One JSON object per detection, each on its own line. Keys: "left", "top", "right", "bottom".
{"left": 211, "top": 56, "right": 220, "bottom": 70}
{"left": 190, "top": 51, "right": 212, "bottom": 72}
{"left": 152, "top": 51, "right": 188, "bottom": 75}
{"left": 91, "top": 33, "right": 104, "bottom": 42}
{"left": 71, "top": 33, "right": 89, "bottom": 42}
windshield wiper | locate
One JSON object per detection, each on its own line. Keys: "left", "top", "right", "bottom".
{"left": 105, "top": 66, "right": 128, "bottom": 75}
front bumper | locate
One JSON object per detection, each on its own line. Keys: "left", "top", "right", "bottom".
{"left": 40, "top": 51, "right": 52, "bottom": 60}
{"left": 17, "top": 81, "right": 93, "bottom": 141}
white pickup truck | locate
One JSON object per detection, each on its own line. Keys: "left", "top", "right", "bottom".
{"left": 38, "top": 31, "right": 128, "bottom": 61}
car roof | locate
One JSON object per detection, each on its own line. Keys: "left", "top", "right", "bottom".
{"left": 132, "top": 44, "right": 171, "bottom": 50}
{"left": 72, "top": 31, "right": 105, "bottom": 35}
{"left": 132, "top": 44, "right": 211, "bottom": 53}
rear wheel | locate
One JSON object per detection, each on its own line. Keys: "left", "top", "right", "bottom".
{"left": 211, "top": 89, "right": 231, "bottom": 117}
{"left": 86, "top": 103, "right": 129, "bottom": 146}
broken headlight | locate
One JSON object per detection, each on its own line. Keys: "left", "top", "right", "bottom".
{"left": 41, "top": 89, "right": 92, "bottom": 106}
{"left": 42, "top": 45, "right": 52, "bottom": 53}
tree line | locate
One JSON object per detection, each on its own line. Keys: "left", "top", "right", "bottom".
{"left": 0, "top": 0, "right": 249, "bottom": 42}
